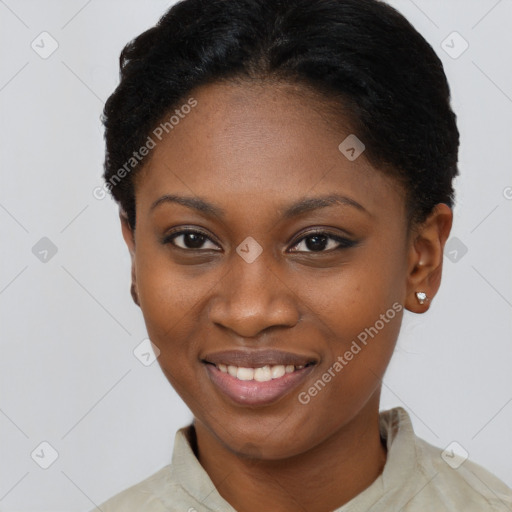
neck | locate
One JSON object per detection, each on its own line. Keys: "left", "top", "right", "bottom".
{"left": 193, "top": 395, "right": 387, "bottom": 512}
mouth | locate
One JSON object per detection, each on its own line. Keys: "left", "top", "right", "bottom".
{"left": 202, "top": 350, "right": 317, "bottom": 406}
{"left": 208, "top": 362, "right": 313, "bottom": 381}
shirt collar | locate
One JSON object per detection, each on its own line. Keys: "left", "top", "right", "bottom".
{"left": 337, "top": 407, "right": 426, "bottom": 511}
{"left": 169, "top": 424, "right": 238, "bottom": 511}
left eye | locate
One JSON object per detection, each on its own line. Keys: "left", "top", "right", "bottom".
{"left": 289, "top": 232, "right": 355, "bottom": 253}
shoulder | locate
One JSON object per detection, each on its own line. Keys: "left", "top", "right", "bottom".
{"left": 90, "top": 425, "right": 224, "bottom": 512}
{"left": 414, "top": 435, "right": 512, "bottom": 511}
{"left": 91, "top": 465, "right": 178, "bottom": 512}
{"left": 377, "top": 407, "right": 512, "bottom": 511}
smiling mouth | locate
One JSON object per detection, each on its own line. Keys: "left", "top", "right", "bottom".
{"left": 204, "top": 362, "right": 315, "bottom": 382}
{"left": 201, "top": 350, "right": 317, "bottom": 406}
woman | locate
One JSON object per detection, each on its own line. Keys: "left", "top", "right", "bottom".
{"left": 95, "top": 0, "right": 512, "bottom": 510}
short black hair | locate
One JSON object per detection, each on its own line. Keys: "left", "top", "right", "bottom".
{"left": 102, "top": 0, "right": 459, "bottom": 230}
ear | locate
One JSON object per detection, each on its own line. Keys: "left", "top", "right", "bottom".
{"left": 405, "top": 203, "right": 453, "bottom": 313}
{"left": 120, "top": 209, "right": 140, "bottom": 307}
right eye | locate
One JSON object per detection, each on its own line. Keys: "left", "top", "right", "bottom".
{"left": 162, "top": 229, "right": 221, "bottom": 251}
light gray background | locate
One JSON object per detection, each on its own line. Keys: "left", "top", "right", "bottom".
{"left": 1, "top": 0, "right": 511, "bottom": 510}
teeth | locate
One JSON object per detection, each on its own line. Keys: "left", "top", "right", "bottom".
{"left": 216, "top": 363, "right": 307, "bottom": 381}
{"left": 254, "top": 366, "right": 272, "bottom": 382}
{"left": 237, "top": 367, "right": 254, "bottom": 380}
{"left": 271, "top": 365, "right": 285, "bottom": 379}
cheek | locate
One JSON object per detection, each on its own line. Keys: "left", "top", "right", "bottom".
{"left": 135, "top": 261, "right": 211, "bottom": 407}
{"left": 292, "top": 244, "right": 406, "bottom": 403}
{"left": 295, "top": 273, "right": 403, "bottom": 442}
{"left": 299, "top": 248, "right": 406, "bottom": 340}
{"left": 302, "top": 267, "right": 403, "bottom": 381}
{"left": 135, "top": 240, "right": 215, "bottom": 324}
{"left": 133, "top": 246, "right": 227, "bottom": 387}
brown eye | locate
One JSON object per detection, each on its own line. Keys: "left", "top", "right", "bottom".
{"left": 163, "top": 230, "right": 220, "bottom": 251}
{"left": 289, "top": 232, "right": 356, "bottom": 253}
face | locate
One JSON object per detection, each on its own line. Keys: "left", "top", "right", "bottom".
{"left": 122, "top": 81, "right": 432, "bottom": 460}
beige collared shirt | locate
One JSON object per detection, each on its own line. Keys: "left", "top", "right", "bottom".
{"left": 93, "top": 407, "right": 512, "bottom": 511}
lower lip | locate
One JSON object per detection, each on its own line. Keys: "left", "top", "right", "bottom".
{"left": 205, "top": 364, "right": 315, "bottom": 406}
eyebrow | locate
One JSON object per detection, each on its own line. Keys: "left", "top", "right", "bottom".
{"left": 281, "top": 194, "right": 368, "bottom": 219}
{"left": 150, "top": 193, "right": 369, "bottom": 219}
{"left": 150, "top": 194, "right": 225, "bottom": 219}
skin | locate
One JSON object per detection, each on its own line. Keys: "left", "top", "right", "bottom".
{"left": 120, "top": 81, "right": 453, "bottom": 512}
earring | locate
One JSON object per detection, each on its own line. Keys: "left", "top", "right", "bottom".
{"left": 415, "top": 291, "right": 428, "bottom": 305}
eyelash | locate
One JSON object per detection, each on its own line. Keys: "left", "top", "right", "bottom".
{"left": 162, "top": 228, "right": 356, "bottom": 253}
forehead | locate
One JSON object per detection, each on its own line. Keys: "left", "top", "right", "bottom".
{"left": 135, "top": 81, "right": 405, "bottom": 223}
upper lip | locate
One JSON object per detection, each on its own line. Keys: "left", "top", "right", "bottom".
{"left": 202, "top": 349, "right": 317, "bottom": 368}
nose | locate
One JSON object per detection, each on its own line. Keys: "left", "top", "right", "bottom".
{"left": 208, "top": 251, "right": 300, "bottom": 338}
